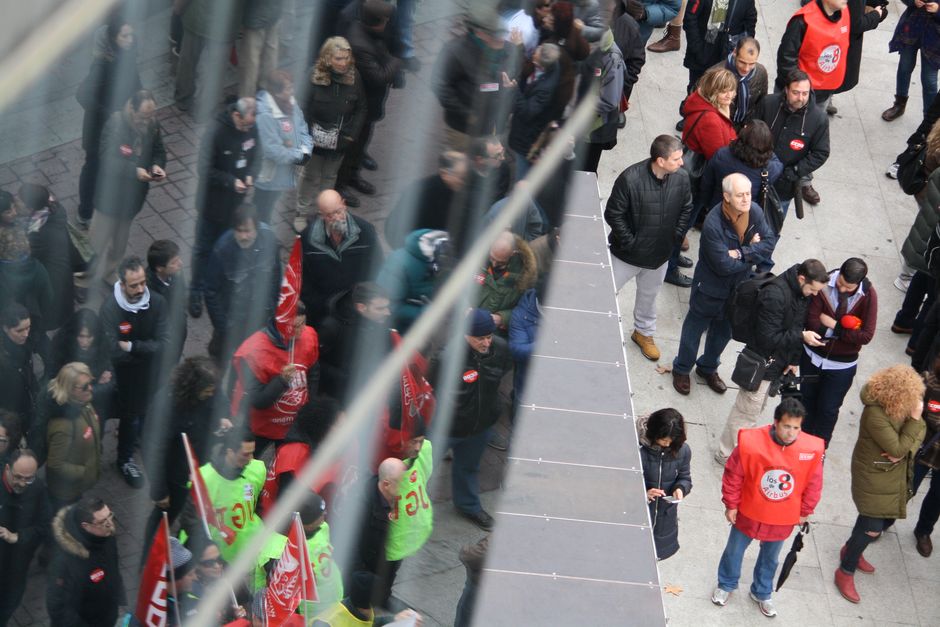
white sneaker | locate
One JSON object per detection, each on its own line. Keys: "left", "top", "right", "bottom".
{"left": 886, "top": 162, "right": 900, "bottom": 179}
{"left": 711, "top": 587, "right": 730, "bottom": 606}
{"left": 749, "top": 592, "right": 777, "bottom": 617}
{"left": 894, "top": 276, "right": 911, "bottom": 293}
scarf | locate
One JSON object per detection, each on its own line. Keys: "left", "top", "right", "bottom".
{"left": 726, "top": 52, "right": 754, "bottom": 124}
{"left": 113, "top": 281, "right": 150, "bottom": 313}
{"left": 721, "top": 204, "right": 748, "bottom": 244}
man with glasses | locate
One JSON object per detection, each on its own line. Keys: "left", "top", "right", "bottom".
{"left": 0, "top": 449, "right": 49, "bottom": 624}
{"left": 48, "top": 496, "right": 126, "bottom": 626}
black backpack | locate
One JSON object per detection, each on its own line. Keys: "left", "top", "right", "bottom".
{"left": 726, "top": 272, "right": 776, "bottom": 345}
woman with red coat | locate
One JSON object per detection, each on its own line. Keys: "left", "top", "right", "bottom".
{"left": 681, "top": 67, "right": 738, "bottom": 160}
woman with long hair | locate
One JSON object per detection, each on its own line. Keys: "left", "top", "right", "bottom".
{"left": 49, "top": 308, "right": 114, "bottom": 419}
{"left": 835, "top": 365, "right": 926, "bottom": 603}
{"left": 698, "top": 120, "right": 783, "bottom": 214}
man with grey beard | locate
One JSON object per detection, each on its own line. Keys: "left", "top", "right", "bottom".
{"left": 300, "top": 190, "right": 383, "bottom": 326}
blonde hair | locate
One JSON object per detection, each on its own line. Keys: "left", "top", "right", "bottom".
{"left": 866, "top": 365, "right": 925, "bottom": 421}
{"left": 312, "top": 37, "right": 356, "bottom": 86}
{"left": 48, "top": 362, "right": 93, "bottom": 405}
{"left": 696, "top": 67, "right": 737, "bottom": 109}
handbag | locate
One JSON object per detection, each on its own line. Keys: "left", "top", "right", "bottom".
{"left": 310, "top": 119, "right": 341, "bottom": 151}
{"left": 896, "top": 141, "right": 928, "bottom": 196}
{"left": 731, "top": 347, "right": 769, "bottom": 392}
{"left": 759, "top": 169, "right": 784, "bottom": 234}
{"left": 681, "top": 112, "right": 708, "bottom": 196}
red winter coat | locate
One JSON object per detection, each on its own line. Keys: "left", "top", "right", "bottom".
{"left": 682, "top": 91, "right": 737, "bottom": 160}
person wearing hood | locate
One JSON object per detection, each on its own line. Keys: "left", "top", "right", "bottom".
{"left": 231, "top": 302, "right": 320, "bottom": 454}
{"left": 190, "top": 97, "right": 260, "bottom": 320}
{"left": 576, "top": 28, "right": 625, "bottom": 173}
{"left": 98, "top": 255, "right": 169, "bottom": 488}
{"left": 0, "top": 304, "right": 42, "bottom": 440}
{"left": 75, "top": 14, "right": 142, "bottom": 227}
{"left": 638, "top": 408, "right": 692, "bottom": 560}
{"left": 254, "top": 70, "right": 313, "bottom": 224}
{"left": 508, "top": 279, "right": 545, "bottom": 405}
{"left": 835, "top": 366, "right": 926, "bottom": 604}
{"left": 756, "top": 69, "right": 830, "bottom": 212}
{"left": 167, "top": 537, "right": 200, "bottom": 625}
{"left": 377, "top": 229, "right": 451, "bottom": 332}
{"left": 47, "top": 496, "right": 126, "bottom": 627}
{"left": 89, "top": 89, "right": 167, "bottom": 287}
{"left": 476, "top": 231, "right": 538, "bottom": 335}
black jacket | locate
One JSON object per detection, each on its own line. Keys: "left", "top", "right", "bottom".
{"left": 47, "top": 505, "right": 126, "bottom": 627}
{"left": 146, "top": 266, "right": 188, "bottom": 366}
{"left": 747, "top": 264, "right": 812, "bottom": 380}
{"left": 0, "top": 333, "right": 39, "bottom": 434}
{"left": 384, "top": 174, "right": 459, "bottom": 248}
{"left": 638, "top": 428, "right": 692, "bottom": 561}
{"left": 0, "top": 476, "right": 51, "bottom": 572}
{"left": 196, "top": 105, "right": 261, "bottom": 225}
{"left": 757, "top": 92, "right": 830, "bottom": 200}
{"left": 429, "top": 337, "right": 511, "bottom": 438}
{"left": 508, "top": 64, "right": 563, "bottom": 157}
{"left": 351, "top": 478, "right": 391, "bottom": 576}
{"left": 344, "top": 19, "right": 402, "bottom": 121}
{"left": 684, "top": 0, "right": 757, "bottom": 71}
{"left": 205, "top": 226, "right": 280, "bottom": 334}
{"left": 28, "top": 206, "right": 75, "bottom": 330}
{"left": 76, "top": 47, "right": 141, "bottom": 154}
{"left": 604, "top": 160, "right": 693, "bottom": 269}
{"left": 304, "top": 69, "right": 367, "bottom": 155}
{"left": 611, "top": 12, "right": 647, "bottom": 103}
{"left": 96, "top": 110, "right": 166, "bottom": 219}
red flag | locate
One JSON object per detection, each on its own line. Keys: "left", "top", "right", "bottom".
{"left": 275, "top": 237, "right": 303, "bottom": 341}
{"left": 182, "top": 433, "right": 227, "bottom": 542}
{"left": 135, "top": 515, "right": 170, "bottom": 627}
{"left": 264, "top": 514, "right": 317, "bottom": 625}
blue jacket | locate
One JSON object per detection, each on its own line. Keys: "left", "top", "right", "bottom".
{"left": 508, "top": 288, "right": 540, "bottom": 397}
{"left": 692, "top": 202, "right": 776, "bottom": 301}
{"left": 255, "top": 90, "right": 313, "bottom": 191}
{"left": 698, "top": 145, "right": 783, "bottom": 212}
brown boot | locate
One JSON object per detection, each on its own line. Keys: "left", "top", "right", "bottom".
{"left": 647, "top": 24, "right": 682, "bottom": 53}
{"left": 882, "top": 95, "right": 908, "bottom": 122}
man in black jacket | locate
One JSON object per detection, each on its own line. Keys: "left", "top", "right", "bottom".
{"left": 0, "top": 450, "right": 49, "bottom": 624}
{"left": 683, "top": 0, "right": 757, "bottom": 95}
{"left": 47, "top": 496, "right": 126, "bottom": 627}
{"left": 146, "top": 239, "right": 187, "bottom": 367}
{"left": 100, "top": 255, "right": 169, "bottom": 487}
{"left": 189, "top": 97, "right": 260, "bottom": 319}
{"left": 605, "top": 135, "right": 692, "bottom": 361}
{"left": 429, "top": 309, "right": 511, "bottom": 531}
{"left": 757, "top": 70, "right": 830, "bottom": 210}
{"left": 715, "top": 259, "right": 828, "bottom": 463}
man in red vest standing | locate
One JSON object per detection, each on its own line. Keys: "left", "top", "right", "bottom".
{"left": 711, "top": 398, "right": 824, "bottom": 618}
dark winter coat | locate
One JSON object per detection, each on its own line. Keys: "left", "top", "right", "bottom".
{"left": 698, "top": 145, "right": 784, "bottom": 211}
{"left": 75, "top": 41, "right": 141, "bottom": 154}
{"left": 429, "top": 337, "right": 511, "bottom": 439}
{"left": 918, "top": 372, "right": 940, "bottom": 470}
{"left": 477, "top": 236, "right": 538, "bottom": 331}
{"left": 0, "top": 256, "right": 53, "bottom": 334}
{"left": 146, "top": 266, "right": 188, "bottom": 366}
{"left": 95, "top": 109, "right": 167, "bottom": 219}
{"left": 345, "top": 19, "right": 402, "bottom": 121}
{"left": 604, "top": 160, "right": 693, "bottom": 269}
{"left": 913, "top": 300, "right": 940, "bottom": 373}
{"left": 851, "top": 384, "right": 926, "bottom": 519}
{"left": 0, "top": 332, "right": 40, "bottom": 433}
{"left": 350, "top": 478, "right": 392, "bottom": 576}
{"left": 304, "top": 66, "right": 368, "bottom": 156}
{"left": 902, "top": 167, "right": 940, "bottom": 273}
{"left": 757, "top": 92, "right": 830, "bottom": 201}
{"left": 47, "top": 505, "right": 126, "bottom": 627}
{"left": 747, "top": 264, "right": 813, "bottom": 380}
{"left": 611, "top": 12, "right": 647, "bottom": 103}
{"left": 890, "top": 0, "right": 940, "bottom": 68}
{"left": 377, "top": 229, "right": 445, "bottom": 332}
{"left": 836, "top": 0, "right": 886, "bottom": 93}
{"left": 684, "top": 0, "right": 757, "bottom": 71}
{"left": 196, "top": 105, "right": 261, "bottom": 225}
{"left": 579, "top": 35, "right": 625, "bottom": 146}
{"left": 0, "top": 474, "right": 50, "bottom": 576}
{"left": 300, "top": 213, "right": 383, "bottom": 325}
{"left": 28, "top": 206, "right": 75, "bottom": 330}
{"left": 637, "top": 416, "right": 692, "bottom": 560}
{"left": 508, "top": 63, "right": 563, "bottom": 158}
{"left": 384, "top": 174, "right": 458, "bottom": 248}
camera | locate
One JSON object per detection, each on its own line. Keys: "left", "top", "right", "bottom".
{"left": 768, "top": 372, "right": 819, "bottom": 398}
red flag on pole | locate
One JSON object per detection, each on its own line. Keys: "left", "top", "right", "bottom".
{"left": 182, "top": 433, "right": 226, "bottom": 541}
{"left": 135, "top": 514, "right": 171, "bottom": 627}
{"left": 263, "top": 514, "right": 317, "bottom": 625}
{"left": 275, "top": 237, "right": 303, "bottom": 341}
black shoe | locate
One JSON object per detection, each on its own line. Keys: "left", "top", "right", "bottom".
{"left": 677, "top": 254, "right": 693, "bottom": 269}
{"left": 488, "top": 432, "right": 510, "bottom": 451}
{"left": 402, "top": 56, "right": 422, "bottom": 73}
{"left": 349, "top": 176, "right": 375, "bottom": 195}
{"left": 188, "top": 292, "right": 203, "bottom": 318}
{"left": 665, "top": 269, "right": 692, "bottom": 287}
{"left": 675, "top": 119, "right": 685, "bottom": 132}
{"left": 459, "top": 508, "right": 494, "bottom": 531}
{"left": 826, "top": 102, "right": 838, "bottom": 116}
{"left": 361, "top": 154, "right": 378, "bottom": 171}
{"left": 338, "top": 188, "right": 361, "bottom": 208}
{"left": 119, "top": 460, "right": 145, "bottom": 489}
{"left": 617, "top": 112, "right": 627, "bottom": 129}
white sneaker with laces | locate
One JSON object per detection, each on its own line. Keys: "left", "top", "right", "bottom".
{"left": 749, "top": 591, "right": 777, "bottom": 617}
{"left": 894, "top": 276, "right": 911, "bottom": 293}
{"left": 711, "top": 587, "right": 730, "bottom": 606}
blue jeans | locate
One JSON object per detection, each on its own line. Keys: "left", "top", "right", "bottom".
{"left": 673, "top": 288, "right": 733, "bottom": 375}
{"left": 514, "top": 150, "right": 532, "bottom": 181}
{"left": 396, "top": 0, "right": 416, "bottom": 58}
{"left": 717, "top": 526, "right": 785, "bottom": 600}
{"left": 896, "top": 44, "right": 940, "bottom": 116}
{"left": 798, "top": 354, "right": 857, "bottom": 448}
{"left": 252, "top": 188, "right": 282, "bottom": 224}
{"left": 448, "top": 428, "right": 492, "bottom": 514}
{"left": 190, "top": 217, "right": 227, "bottom": 295}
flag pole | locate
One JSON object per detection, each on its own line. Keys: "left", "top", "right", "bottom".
{"left": 295, "top": 513, "right": 309, "bottom": 625}
{"left": 181, "top": 433, "right": 213, "bottom": 540}
{"left": 163, "top": 512, "right": 183, "bottom": 627}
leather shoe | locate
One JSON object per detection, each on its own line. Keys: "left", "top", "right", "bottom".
{"left": 361, "top": 153, "right": 378, "bottom": 171}
{"left": 459, "top": 508, "right": 494, "bottom": 531}
{"left": 349, "top": 176, "right": 376, "bottom": 195}
{"left": 915, "top": 532, "right": 933, "bottom": 557}
{"left": 680, "top": 236, "right": 690, "bottom": 252}
{"left": 891, "top": 323, "right": 913, "bottom": 335}
{"left": 188, "top": 292, "right": 203, "bottom": 318}
{"left": 631, "top": 331, "right": 660, "bottom": 361}
{"left": 677, "top": 254, "right": 693, "bottom": 269}
{"left": 840, "top": 544, "right": 875, "bottom": 573}
{"left": 664, "top": 269, "right": 692, "bottom": 287}
{"left": 801, "top": 184, "right": 821, "bottom": 205}
{"left": 673, "top": 372, "right": 690, "bottom": 395}
{"left": 696, "top": 368, "right": 727, "bottom": 394}
{"left": 834, "top": 568, "right": 860, "bottom": 603}
{"left": 338, "top": 188, "right": 361, "bottom": 208}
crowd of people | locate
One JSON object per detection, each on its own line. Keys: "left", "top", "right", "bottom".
{"left": 0, "top": 0, "right": 938, "bottom": 624}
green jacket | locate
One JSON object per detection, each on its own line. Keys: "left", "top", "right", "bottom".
{"left": 850, "top": 385, "right": 926, "bottom": 519}
{"left": 477, "top": 235, "right": 537, "bottom": 332}
{"left": 46, "top": 403, "right": 101, "bottom": 503}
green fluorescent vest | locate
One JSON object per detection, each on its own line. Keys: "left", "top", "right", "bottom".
{"left": 200, "top": 459, "right": 267, "bottom": 563}
{"left": 385, "top": 440, "right": 434, "bottom": 561}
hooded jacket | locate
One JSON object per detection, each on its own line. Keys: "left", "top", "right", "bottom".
{"left": 508, "top": 62, "right": 563, "bottom": 157}
{"left": 28, "top": 203, "right": 75, "bottom": 330}
{"left": 255, "top": 90, "right": 312, "bottom": 191}
{"left": 476, "top": 235, "right": 538, "bottom": 330}
{"left": 681, "top": 91, "right": 738, "bottom": 160}
{"left": 757, "top": 91, "right": 830, "bottom": 201}
{"left": 377, "top": 229, "right": 448, "bottom": 332}
{"left": 47, "top": 505, "right": 126, "bottom": 627}
{"left": 196, "top": 104, "right": 261, "bottom": 224}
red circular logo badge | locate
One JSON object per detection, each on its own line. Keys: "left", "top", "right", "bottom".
{"left": 119, "top": 144, "right": 133, "bottom": 157}
{"left": 929, "top": 399, "right": 940, "bottom": 414}
{"left": 462, "top": 370, "right": 479, "bottom": 383}
{"left": 89, "top": 568, "right": 105, "bottom": 583}
{"left": 789, "top": 139, "right": 805, "bottom": 151}
{"left": 280, "top": 120, "right": 293, "bottom": 133}
{"left": 119, "top": 321, "right": 132, "bottom": 335}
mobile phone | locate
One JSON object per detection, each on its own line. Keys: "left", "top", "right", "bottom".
{"left": 661, "top": 496, "right": 682, "bottom": 504}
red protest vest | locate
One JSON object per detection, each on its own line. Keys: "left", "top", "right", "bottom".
{"left": 794, "top": 1, "right": 850, "bottom": 91}
{"left": 231, "top": 326, "right": 319, "bottom": 440}
{"left": 259, "top": 440, "right": 360, "bottom": 517}
{"left": 737, "top": 426, "right": 824, "bottom": 525}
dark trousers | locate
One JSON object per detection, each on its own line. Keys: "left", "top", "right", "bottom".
{"left": 914, "top": 463, "right": 940, "bottom": 537}
{"left": 77, "top": 149, "right": 100, "bottom": 221}
{"left": 798, "top": 354, "right": 857, "bottom": 447}
{"left": 672, "top": 289, "right": 733, "bottom": 376}
{"left": 0, "top": 548, "right": 34, "bottom": 626}
{"left": 667, "top": 204, "right": 704, "bottom": 273}
{"left": 117, "top": 412, "right": 142, "bottom": 465}
{"left": 895, "top": 270, "right": 937, "bottom": 349}
{"left": 447, "top": 428, "right": 492, "bottom": 514}
{"left": 453, "top": 576, "right": 478, "bottom": 627}
{"left": 337, "top": 119, "right": 374, "bottom": 188}
{"left": 190, "top": 217, "right": 228, "bottom": 296}
{"left": 840, "top": 515, "right": 894, "bottom": 574}
{"left": 252, "top": 188, "right": 282, "bottom": 224}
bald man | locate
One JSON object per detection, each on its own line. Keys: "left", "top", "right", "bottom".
{"left": 477, "top": 230, "right": 537, "bottom": 335}
{"left": 300, "top": 189, "right": 384, "bottom": 326}
{"left": 671, "top": 173, "right": 776, "bottom": 398}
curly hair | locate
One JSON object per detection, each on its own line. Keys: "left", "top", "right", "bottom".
{"left": 311, "top": 37, "right": 356, "bottom": 86}
{"left": 729, "top": 120, "right": 774, "bottom": 169}
{"left": 696, "top": 67, "right": 737, "bottom": 109}
{"left": 866, "top": 365, "right": 925, "bottom": 421}
{"left": 171, "top": 356, "right": 218, "bottom": 409}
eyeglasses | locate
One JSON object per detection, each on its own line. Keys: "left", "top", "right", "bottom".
{"left": 200, "top": 557, "right": 225, "bottom": 567}
{"left": 90, "top": 512, "right": 116, "bottom": 527}
{"left": 11, "top": 473, "right": 35, "bottom": 484}
{"left": 0, "top": 438, "right": 8, "bottom": 444}
{"left": 72, "top": 383, "right": 92, "bottom": 391}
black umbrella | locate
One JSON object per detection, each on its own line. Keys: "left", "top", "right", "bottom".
{"left": 775, "top": 522, "right": 810, "bottom": 591}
